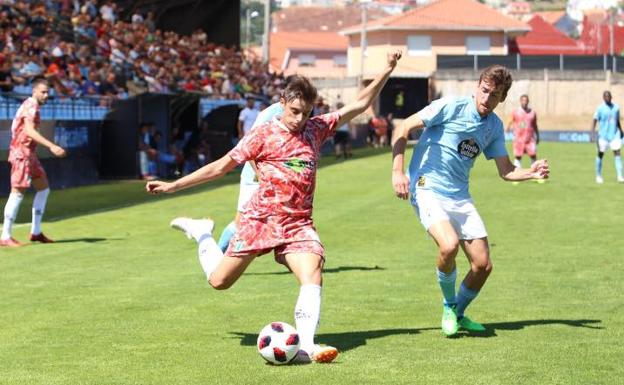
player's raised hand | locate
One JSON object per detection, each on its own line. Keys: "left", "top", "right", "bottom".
{"left": 530, "top": 159, "right": 549, "bottom": 179}
{"left": 51, "top": 145, "right": 66, "bottom": 158}
{"left": 146, "top": 180, "right": 176, "bottom": 194}
{"left": 392, "top": 170, "right": 410, "bottom": 200}
{"left": 387, "top": 50, "right": 402, "bottom": 69}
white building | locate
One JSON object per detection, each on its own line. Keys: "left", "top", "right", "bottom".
{"left": 567, "top": 0, "right": 620, "bottom": 21}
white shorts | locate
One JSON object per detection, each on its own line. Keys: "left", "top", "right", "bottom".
{"left": 411, "top": 189, "right": 488, "bottom": 240}
{"left": 598, "top": 137, "right": 622, "bottom": 152}
{"left": 237, "top": 162, "right": 259, "bottom": 212}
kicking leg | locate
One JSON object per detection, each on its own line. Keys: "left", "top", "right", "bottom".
{"left": 170, "top": 217, "right": 255, "bottom": 289}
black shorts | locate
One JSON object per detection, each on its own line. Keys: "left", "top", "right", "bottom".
{"left": 335, "top": 131, "right": 349, "bottom": 145}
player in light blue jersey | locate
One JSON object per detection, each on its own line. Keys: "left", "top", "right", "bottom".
{"left": 391, "top": 65, "right": 549, "bottom": 336}
{"left": 216, "top": 102, "right": 284, "bottom": 251}
{"left": 591, "top": 91, "right": 624, "bottom": 183}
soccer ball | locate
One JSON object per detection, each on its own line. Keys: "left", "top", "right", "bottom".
{"left": 257, "top": 321, "right": 300, "bottom": 365}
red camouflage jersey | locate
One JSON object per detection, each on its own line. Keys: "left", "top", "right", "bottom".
{"left": 511, "top": 107, "right": 537, "bottom": 144}
{"left": 228, "top": 112, "right": 340, "bottom": 219}
{"left": 9, "top": 97, "right": 40, "bottom": 161}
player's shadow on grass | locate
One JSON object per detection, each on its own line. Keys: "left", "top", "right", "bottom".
{"left": 456, "top": 318, "right": 603, "bottom": 338}
{"left": 231, "top": 327, "right": 435, "bottom": 352}
{"left": 245, "top": 265, "right": 386, "bottom": 276}
{"left": 52, "top": 237, "right": 117, "bottom": 244}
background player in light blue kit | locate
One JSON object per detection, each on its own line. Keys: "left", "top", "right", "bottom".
{"left": 591, "top": 91, "right": 624, "bottom": 184}
{"left": 216, "top": 102, "right": 284, "bottom": 252}
{"left": 391, "top": 65, "right": 550, "bottom": 336}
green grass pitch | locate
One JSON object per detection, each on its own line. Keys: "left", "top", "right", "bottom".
{"left": 1, "top": 142, "right": 622, "bottom": 385}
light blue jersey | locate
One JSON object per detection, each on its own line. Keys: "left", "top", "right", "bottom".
{"left": 593, "top": 102, "right": 620, "bottom": 141}
{"left": 408, "top": 96, "right": 507, "bottom": 200}
{"left": 240, "top": 102, "right": 284, "bottom": 183}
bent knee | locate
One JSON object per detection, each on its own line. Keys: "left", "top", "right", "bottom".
{"left": 439, "top": 243, "right": 459, "bottom": 259}
{"left": 472, "top": 259, "right": 493, "bottom": 274}
{"left": 208, "top": 276, "right": 234, "bottom": 290}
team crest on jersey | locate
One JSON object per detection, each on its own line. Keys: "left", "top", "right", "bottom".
{"left": 417, "top": 176, "right": 426, "bottom": 187}
{"left": 457, "top": 138, "right": 481, "bottom": 160}
{"left": 283, "top": 158, "right": 314, "bottom": 173}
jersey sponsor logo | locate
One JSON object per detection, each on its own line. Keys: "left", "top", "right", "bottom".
{"left": 457, "top": 138, "right": 481, "bottom": 160}
{"left": 283, "top": 158, "right": 315, "bottom": 173}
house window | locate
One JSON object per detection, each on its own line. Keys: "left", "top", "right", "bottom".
{"left": 407, "top": 35, "right": 431, "bottom": 56}
{"left": 333, "top": 54, "right": 347, "bottom": 67}
{"left": 466, "top": 36, "right": 491, "bottom": 55}
{"left": 298, "top": 54, "right": 316, "bottom": 67}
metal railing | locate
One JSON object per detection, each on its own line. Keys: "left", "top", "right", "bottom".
{"left": 437, "top": 54, "right": 624, "bottom": 72}
{"left": 0, "top": 93, "right": 111, "bottom": 121}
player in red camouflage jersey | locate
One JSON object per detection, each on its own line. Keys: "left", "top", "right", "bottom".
{"left": 506, "top": 94, "right": 539, "bottom": 168}
{"left": 1, "top": 77, "right": 66, "bottom": 247}
{"left": 147, "top": 50, "right": 402, "bottom": 363}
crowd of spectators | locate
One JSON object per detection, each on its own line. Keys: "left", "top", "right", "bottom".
{"left": 0, "top": 0, "right": 281, "bottom": 102}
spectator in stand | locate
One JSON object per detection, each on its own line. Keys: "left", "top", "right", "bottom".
{"left": 0, "top": 60, "right": 13, "bottom": 92}
{"left": 386, "top": 112, "right": 395, "bottom": 147}
{"left": 369, "top": 113, "right": 389, "bottom": 148}
{"left": 237, "top": 97, "right": 258, "bottom": 140}
{"left": 138, "top": 122, "right": 157, "bottom": 180}
{"left": 334, "top": 102, "right": 352, "bottom": 159}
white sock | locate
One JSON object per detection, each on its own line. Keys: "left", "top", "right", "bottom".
{"left": 2, "top": 192, "right": 24, "bottom": 240}
{"left": 31, "top": 188, "right": 50, "bottom": 235}
{"left": 513, "top": 159, "right": 521, "bottom": 168}
{"left": 197, "top": 234, "right": 224, "bottom": 280}
{"left": 294, "top": 284, "right": 322, "bottom": 353}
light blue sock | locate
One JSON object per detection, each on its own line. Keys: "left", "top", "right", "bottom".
{"left": 217, "top": 221, "right": 237, "bottom": 252}
{"left": 437, "top": 268, "right": 457, "bottom": 307}
{"left": 615, "top": 155, "right": 623, "bottom": 178}
{"left": 456, "top": 282, "right": 479, "bottom": 318}
{"left": 595, "top": 157, "right": 603, "bottom": 176}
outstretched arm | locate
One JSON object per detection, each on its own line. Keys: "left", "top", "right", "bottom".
{"left": 146, "top": 154, "right": 239, "bottom": 194}
{"left": 336, "top": 50, "right": 402, "bottom": 127}
{"left": 495, "top": 157, "right": 549, "bottom": 182}
{"left": 391, "top": 113, "right": 425, "bottom": 199}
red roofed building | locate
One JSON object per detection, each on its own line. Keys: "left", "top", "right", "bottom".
{"left": 510, "top": 15, "right": 585, "bottom": 55}
{"left": 579, "top": 13, "right": 624, "bottom": 55}
{"left": 340, "top": 0, "right": 529, "bottom": 77}
{"left": 269, "top": 31, "right": 348, "bottom": 77}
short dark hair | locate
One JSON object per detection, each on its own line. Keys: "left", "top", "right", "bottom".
{"left": 31, "top": 76, "right": 48, "bottom": 89}
{"left": 281, "top": 75, "right": 317, "bottom": 106}
{"left": 520, "top": 94, "right": 529, "bottom": 100}
{"left": 479, "top": 65, "right": 513, "bottom": 101}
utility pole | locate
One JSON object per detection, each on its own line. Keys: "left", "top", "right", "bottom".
{"left": 609, "top": 7, "right": 615, "bottom": 57}
{"left": 262, "top": 0, "right": 270, "bottom": 63}
{"left": 359, "top": 0, "right": 369, "bottom": 83}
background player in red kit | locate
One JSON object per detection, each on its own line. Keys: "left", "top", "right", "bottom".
{"left": 1, "top": 77, "right": 66, "bottom": 247}
{"left": 507, "top": 94, "right": 540, "bottom": 169}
